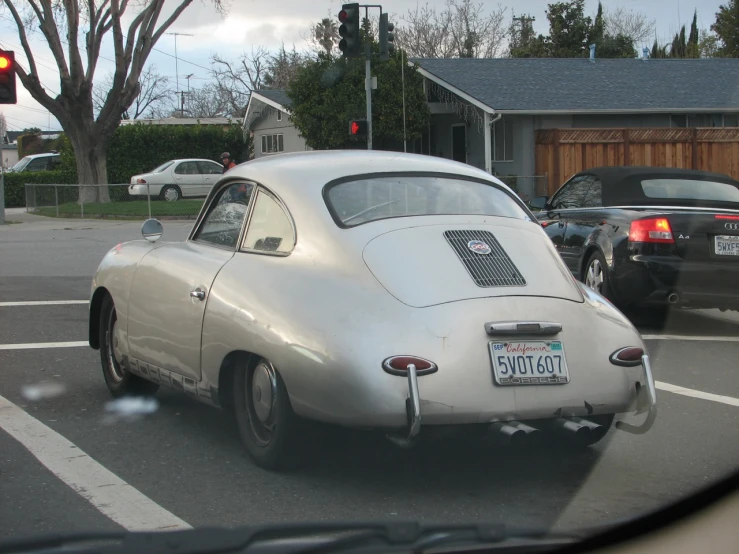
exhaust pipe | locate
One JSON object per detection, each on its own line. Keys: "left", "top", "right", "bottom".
{"left": 490, "top": 421, "right": 541, "bottom": 445}
{"left": 552, "top": 417, "right": 593, "bottom": 442}
{"left": 667, "top": 292, "right": 679, "bottom": 304}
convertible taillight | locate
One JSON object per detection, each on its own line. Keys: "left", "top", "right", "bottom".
{"left": 136, "top": 178, "right": 147, "bottom": 184}
{"left": 382, "top": 355, "right": 438, "bottom": 376}
{"left": 609, "top": 347, "right": 644, "bottom": 367}
{"left": 628, "top": 217, "right": 674, "bottom": 243}
{"left": 715, "top": 214, "right": 739, "bottom": 220}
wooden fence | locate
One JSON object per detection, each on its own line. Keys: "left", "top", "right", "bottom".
{"left": 535, "top": 128, "right": 739, "bottom": 195}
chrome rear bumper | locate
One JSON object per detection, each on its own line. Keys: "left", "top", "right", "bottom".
{"left": 387, "top": 354, "right": 657, "bottom": 443}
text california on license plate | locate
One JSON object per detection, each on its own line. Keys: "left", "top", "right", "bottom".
{"left": 715, "top": 235, "right": 739, "bottom": 256}
{"left": 489, "top": 341, "right": 570, "bottom": 386}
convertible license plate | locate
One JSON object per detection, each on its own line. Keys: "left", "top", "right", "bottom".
{"left": 714, "top": 235, "right": 739, "bottom": 256}
{"left": 489, "top": 341, "right": 570, "bottom": 386}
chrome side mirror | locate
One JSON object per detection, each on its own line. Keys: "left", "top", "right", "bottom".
{"left": 141, "top": 218, "right": 163, "bottom": 242}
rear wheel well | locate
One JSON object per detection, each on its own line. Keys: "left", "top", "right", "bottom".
{"left": 217, "top": 351, "right": 255, "bottom": 413}
{"left": 89, "top": 287, "right": 110, "bottom": 349}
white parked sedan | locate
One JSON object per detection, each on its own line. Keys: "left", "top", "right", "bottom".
{"left": 128, "top": 158, "right": 225, "bottom": 201}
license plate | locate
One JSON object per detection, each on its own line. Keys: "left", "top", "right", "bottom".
{"left": 715, "top": 235, "right": 739, "bottom": 256}
{"left": 489, "top": 341, "right": 570, "bottom": 386}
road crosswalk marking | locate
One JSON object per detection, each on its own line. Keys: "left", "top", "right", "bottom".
{"left": 0, "top": 341, "right": 89, "bottom": 350}
{"left": 0, "top": 394, "right": 192, "bottom": 531}
{"left": 655, "top": 381, "right": 739, "bottom": 408}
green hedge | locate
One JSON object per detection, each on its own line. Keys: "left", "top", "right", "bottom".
{"left": 59, "top": 122, "right": 251, "bottom": 184}
{"left": 2, "top": 170, "right": 78, "bottom": 208}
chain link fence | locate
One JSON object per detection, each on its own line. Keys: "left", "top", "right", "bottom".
{"left": 24, "top": 184, "right": 208, "bottom": 220}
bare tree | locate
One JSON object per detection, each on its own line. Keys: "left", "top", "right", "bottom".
{"left": 181, "top": 84, "right": 230, "bottom": 118}
{"left": 211, "top": 47, "right": 269, "bottom": 116}
{"left": 0, "top": 0, "right": 226, "bottom": 201}
{"left": 395, "top": 0, "right": 508, "bottom": 59}
{"left": 0, "top": 113, "right": 6, "bottom": 142}
{"left": 93, "top": 65, "right": 171, "bottom": 120}
{"left": 603, "top": 6, "right": 656, "bottom": 45}
{"left": 263, "top": 45, "right": 307, "bottom": 89}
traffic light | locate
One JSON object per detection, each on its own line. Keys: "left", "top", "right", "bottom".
{"left": 338, "top": 3, "right": 361, "bottom": 58}
{"left": 349, "top": 120, "right": 368, "bottom": 137}
{"left": 0, "top": 50, "right": 17, "bottom": 104}
{"left": 379, "top": 13, "right": 395, "bottom": 61}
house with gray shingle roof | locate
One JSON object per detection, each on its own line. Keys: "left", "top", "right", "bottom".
{"left": 242, "top": 90, "right": 311, "bottom": 159}
{"left": 412, "top": 56, "right": 739, "bottom": 198}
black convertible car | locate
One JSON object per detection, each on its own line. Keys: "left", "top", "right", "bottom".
{"left": 529, "top": 166, "right": 739, "bottom": 311}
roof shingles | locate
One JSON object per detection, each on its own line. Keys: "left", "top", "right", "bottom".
{"left": 413, "top": 58, "right": 739, "bottom": 112}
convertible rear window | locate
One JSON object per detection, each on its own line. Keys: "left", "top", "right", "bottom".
{"left": 326, "top": 176, "right": 528, "bottom": 227}
{"left": 641, "top": 179, "right": 739, "bottom": 204}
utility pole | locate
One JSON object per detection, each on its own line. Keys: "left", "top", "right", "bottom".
{"left": 166, "top": 32, "right": 193, "bottom": 117}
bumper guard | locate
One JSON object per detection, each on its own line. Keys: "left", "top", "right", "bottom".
{"left": 615, "top": 354, "right": 657, "bottom": 435}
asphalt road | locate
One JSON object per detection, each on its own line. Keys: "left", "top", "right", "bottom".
{"left": 1, "top": 211, "right": 738, "bottom": 542}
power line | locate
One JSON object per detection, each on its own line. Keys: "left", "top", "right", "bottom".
{"left": 4, "top": 114, "right": 53, "bottom": 129}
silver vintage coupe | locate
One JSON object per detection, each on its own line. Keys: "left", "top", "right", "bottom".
{"left": 89, "top": 151, "right": 656, "bottom": 469}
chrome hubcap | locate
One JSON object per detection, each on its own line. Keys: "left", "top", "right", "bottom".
{"left": 164, "top": 188, "right": 179, "bottom": 201}
{"left": 586, "top": 259, "right": 604, "bottom": 292}
{"left": 248, "top": 362, "right": 278, "bottom": 446}
{"left": 252, "top": 364, "right": 275, "bottom": 423}
{"left": 106, "top": 309, "right": 125, "bottom": 382}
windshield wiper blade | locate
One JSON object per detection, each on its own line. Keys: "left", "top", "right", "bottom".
{"left": 0, "top": 523, "right": 581, "bottom": 554}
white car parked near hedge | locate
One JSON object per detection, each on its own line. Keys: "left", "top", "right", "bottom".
{"left": 129, "top": 159, "right": 225, "bottom": 201}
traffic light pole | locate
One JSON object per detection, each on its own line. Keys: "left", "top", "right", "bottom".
{"left": 365, "top": 41, "right": 372, "bottom": 150}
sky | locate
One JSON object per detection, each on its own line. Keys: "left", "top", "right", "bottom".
{"left": 0, "top": 0, "right": 728, "bottom": 133}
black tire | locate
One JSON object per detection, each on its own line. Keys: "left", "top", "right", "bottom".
{"left": 583, "top": 250, "right": 612, "bottom": 300}
{"left": 99, "top": 294, "right": 159, "bottom": 398}
{"left": 233, "top": 357, "right": 300, "bottom": 470}
{"left": 159, "top": 185, "right": 181, "bottom": 202}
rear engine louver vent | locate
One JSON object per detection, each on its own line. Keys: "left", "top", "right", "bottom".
{"left": 444, "top": 230, "right": 526, "bottom": 288}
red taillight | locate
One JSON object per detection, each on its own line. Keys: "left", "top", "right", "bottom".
{"left": 628, "top": 218, "right": 674, "bottom": 243}
{"left": 136, "top": 178, "right": 147, "bottom": 184}
{"left": 715, "top": 214, "right": 739, "bottom": 221}
{"left": 609, "top": 347, "right": 644, "bottom": 367}
{"left": 382, "top": 356, "right": 438, "bottom": 376}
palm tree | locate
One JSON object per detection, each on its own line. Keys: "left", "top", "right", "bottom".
{"left": 314, "top": 18, "right": 340, "bottom": 56}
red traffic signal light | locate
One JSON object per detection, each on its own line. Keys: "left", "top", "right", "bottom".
{"left": 338, "top": 3, "right": 361, "bottom": 58}
{"left": 0, "top": 50, "right": 17, "bottom": 105}
{"left": 349, "top": 119, "right": 368, "bottom": 136}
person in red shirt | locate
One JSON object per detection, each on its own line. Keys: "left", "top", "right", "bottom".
{"left": 220, "top": 152, "right": 236, "bottom": 173}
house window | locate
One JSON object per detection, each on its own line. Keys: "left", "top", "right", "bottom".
{"left": 261, "top": 134, "right": 284, "bottom": 154}
{"left": 670, "top": 115, "right": 687, "bottom": 128}
{"left": 724, "top": 114, "right": 738, "bottom": 127}
{"left": 276, "top": 111, "right": 282, "bottom": 121}
{"left": 492, "top": 118, "right": 513, "bottom": 162}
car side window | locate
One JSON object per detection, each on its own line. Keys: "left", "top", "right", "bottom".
{"left": 550, "top": 175, "right": 603, "bottom": 209}
{"left": 197, "top": 161, "right": 222, "bottom": 175}
{"left": 194, "top": 183, "right": 254, "bottom": 249}
{"left": 175, "top": 161, "right": 200, "bottom": 175}
{"left": 242, "top": 190, "right": 295, "bottom": 254}
{"left": 26, "top": 157, "right": 49, "bottom": 171}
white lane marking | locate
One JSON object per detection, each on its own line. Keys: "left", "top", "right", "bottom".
{"left": 0, "top": 394, "right": 192, "bottom": 531}
{"left": 0, "top": 300, "right": 88, "bottom": 307}
{"left": 656, "top": 381, "right": 739, "bottom": 408}
{"left": 642, "top": 334, "right": 739, "bottom": 342}
{"left": 0, "top": 341, "right": 89, "bottom": 350}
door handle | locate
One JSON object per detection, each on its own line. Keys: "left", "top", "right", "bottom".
{"left": 190, "top": 289, "right": 205, "bottom": 301}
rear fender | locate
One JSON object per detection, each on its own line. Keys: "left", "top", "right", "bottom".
{"left": 581, "top": 230, "right": 614, "bottom": 279}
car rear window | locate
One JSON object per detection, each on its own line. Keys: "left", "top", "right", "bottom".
{"left": 641, "top": 179, "right": 739, "bottom": 203}
{"left": 326, "top": 175, "right": 528, "bottom": 227}
{"left": 152, "top": 161, "right": 174, "bottom": 173}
